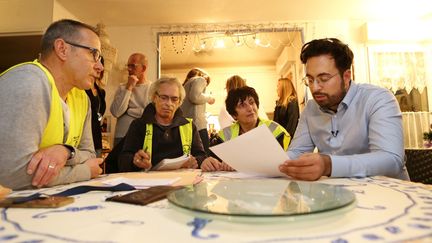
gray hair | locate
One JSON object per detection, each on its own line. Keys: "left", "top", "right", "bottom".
{"left": 40, "top": 19, "right": 98, "bottom": 58}
{"left": 148, "top": 76, "right": 186, "bottom": 105}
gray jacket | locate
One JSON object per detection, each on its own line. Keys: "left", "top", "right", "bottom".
{"left": 181, "top": 76, "right": 210, "bottom": 130}
{"left": 0, "top": 64, "right": 95, "bottom": 190}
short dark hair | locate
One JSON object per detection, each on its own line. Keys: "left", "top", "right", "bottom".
{"left": 40, "top": 19, "right": 98, "bottom": 57}
{"left": 225, "top": 86, "right": 260, "bottom": 117}
{"left": 300, "top": 38, "right": 354, "bottom": 74}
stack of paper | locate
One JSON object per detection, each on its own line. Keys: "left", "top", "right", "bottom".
{"left": 102, "top": 177, "right": 181, "bottom": 189}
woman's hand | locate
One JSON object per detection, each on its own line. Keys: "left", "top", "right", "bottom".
{"left": 181, "top": 155, "right": 198, "bottom": 169}
{"left": 133, "top": 149, "right": 151, "bottom": 170}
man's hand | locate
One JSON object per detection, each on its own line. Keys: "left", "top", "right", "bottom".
{"left": 126, "top": 75, "right": 139, "bottom": 91}
{"left": 181, "top": 156, "right": 198, "bottom": 169}
{"left": 133, "top": 149, "right": 151, "bottom": 170}
{"left": 207, "top": 97, "right": 215, "bottom": 105}
{"left": 85, "top": 158, "right": 104, "bottom": 178}
{"left": 27, "top": 145, "right": 69, "bottom": 187}
{"left": 278, "top": 153, "right": 332, "bottom": 181}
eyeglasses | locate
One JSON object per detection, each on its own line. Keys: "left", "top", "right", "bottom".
{"left": 302, "top": 73, "right": 339, "bottom": 87}
{"left": 156, "top": 92, "right": 179, "bottom": 103}
{"left": 126, "top": 63, "right": 143, "bottom": 69}
{"left": 64, "top": 40, "right": 101, "bottom": 63}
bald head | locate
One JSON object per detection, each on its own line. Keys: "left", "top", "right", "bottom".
{"left": 127, "top": 53, "right": 148, "bottom": 83}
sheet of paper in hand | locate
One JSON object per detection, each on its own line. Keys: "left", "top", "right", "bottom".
{"left": 210, "top": 125, "right": 289, "bottom": 177}
{"left": 152, "top": 154, "right": 189, "bottom": 171}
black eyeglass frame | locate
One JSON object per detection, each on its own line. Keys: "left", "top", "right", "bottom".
{"left": 155, "top": 92, "right": 180, "bottom": 103}
{"left": 64, "top": 40, "right": 102, "bottom": 63}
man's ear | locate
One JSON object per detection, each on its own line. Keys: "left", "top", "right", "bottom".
{"left": 53, "top": 39, "right": 68, "bottom": 61}
{"left": 343, "top": 69, "right": 352, "bottom": 87}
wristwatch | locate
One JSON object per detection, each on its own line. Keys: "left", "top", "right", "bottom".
{"left": 63, "top": 144, "right": 76, "bottom": 160}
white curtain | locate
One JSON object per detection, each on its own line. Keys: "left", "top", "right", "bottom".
{"left": 402, "top": 112, "right": 431, "bottom": 148}
{"left": 369, "top": 51, "right": 427, "bottom": 94}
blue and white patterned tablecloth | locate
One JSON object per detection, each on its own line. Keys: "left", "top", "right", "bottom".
{"left": 1, "top": 175, "right": 431, "bottom": 243}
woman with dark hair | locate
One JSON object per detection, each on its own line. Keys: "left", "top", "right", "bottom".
{"left": 86, "top": 56, "right": 106, "bottom": 158}
{"left": 273, "top": 77, "right": 299, "bottom": 138}
{"left": 180, "top": 68, "right": 215, "bottom": 154}
{"left": 218, "top": 75, "right": 268, "bottom": 129}
{"left": 201, "top": 86, "right": 291, "bottom": 172}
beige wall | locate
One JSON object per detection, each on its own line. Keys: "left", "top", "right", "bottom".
{"left": 1, "top": 2, "right": 430, "bottom": 137}
{"left": 0, "top": 0, "right": 53, "bottom": 34}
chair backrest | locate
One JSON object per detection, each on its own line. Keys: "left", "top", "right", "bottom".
{"left": 405, "top": 149, "right": 432, "bottom": 184}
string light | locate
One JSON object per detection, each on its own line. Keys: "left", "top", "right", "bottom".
{"left": 171, "top": 34, "right": 188, "bottom": 54}
{"left": 159, "top": 22, "right": 308, "bottom": 54}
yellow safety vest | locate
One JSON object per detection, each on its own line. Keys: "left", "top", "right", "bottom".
{"left": 143, "top": 118, "right": 194, "bottom": 156}
{"left": 0, "top": 60, "right": 88, "bottom": 148}
{"left": 218, "top": 119, "right": 291, "bottom": 151}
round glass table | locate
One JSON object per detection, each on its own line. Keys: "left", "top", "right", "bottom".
{"left": 167, "top": 179, "right": 355, "bottom": 220}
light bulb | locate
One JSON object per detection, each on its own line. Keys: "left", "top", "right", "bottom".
{"left": 214, "top": 39, "right": 225, "bottom": 48}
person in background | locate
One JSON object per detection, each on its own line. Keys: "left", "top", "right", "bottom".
{"left": 219, "top": 75, "right": 268, "bottom": 129}
{"left": 201, "top": 86, "right": 291, "bottom": 172}
{"left": 85, "top": 56, "right": 106, "bottom": 158}
{"left": 0, "top": 19, "right": 103, "bottom": 190}
{"left": 181, "top": 68, "right": 215, "bottom": 154}
{"left": 273, "top": 77, "right": 299, "bottom": 139}
{"left": 110, "top": 53, "right": 151, "bottom": 146}
{"left": 279, "top": 38, "right": 410, "bottom": 181}
{"left": 117, "top": 76, "right": 214, "bottom": 172}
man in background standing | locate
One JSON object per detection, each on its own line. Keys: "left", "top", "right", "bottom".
{"left": 110, "top": 53, "right": 151, "bottom": 146}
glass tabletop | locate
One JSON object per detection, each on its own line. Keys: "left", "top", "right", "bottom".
{"left": 167, "top": 179, "right": 355, "bottom": 217}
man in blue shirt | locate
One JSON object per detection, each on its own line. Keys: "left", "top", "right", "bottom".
{"left": 279, "top": 38, "right": 409, "bottom": 181}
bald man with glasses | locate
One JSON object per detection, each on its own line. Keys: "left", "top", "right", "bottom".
{"left": 110, "top": 53, "right": 152, "bottom": 146}
{"left": 0, "top": 19, "right": 104, "bottom": 190}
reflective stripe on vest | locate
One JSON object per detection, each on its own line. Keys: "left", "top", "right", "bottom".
{"left": 218, "top": 119, "right": 290, "bottom": 151}
{"left": 143, "top": 118, "right": 193, "bottom": 156}
{"left": 0, "top": 60, "right": 88, "bottom": 148}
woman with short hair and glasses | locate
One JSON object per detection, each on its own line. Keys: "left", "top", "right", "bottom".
{"left": 115, "top": 76, "right": 211, "bottom": 172}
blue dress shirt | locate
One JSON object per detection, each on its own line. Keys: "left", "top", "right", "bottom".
{"left": 287, "top": 82, "right": 409, "bottom": 180}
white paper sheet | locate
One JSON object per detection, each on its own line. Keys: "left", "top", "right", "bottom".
{"left": 210, "top": 125, "right": 289, "bottom": 177}
{"left": 102, "top": 177, "right": 181, "bottom": 189}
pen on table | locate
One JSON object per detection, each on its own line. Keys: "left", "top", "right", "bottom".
{"left": 144, "top": 147, "right": 151, "bottom": 172}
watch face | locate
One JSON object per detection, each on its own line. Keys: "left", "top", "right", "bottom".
{"left": 64, "top": 145, "right": 75, "bottom": 159}
{"left": 70, "top": 150, "right": 76, "bottom": 159}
